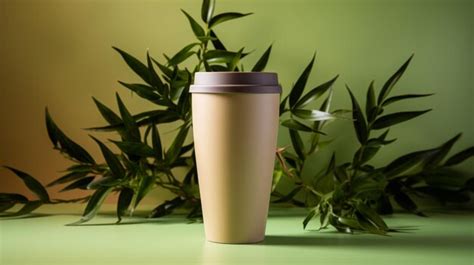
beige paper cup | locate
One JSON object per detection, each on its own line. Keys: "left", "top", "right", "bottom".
{"left": 190, "top": 72, "right": 281, "bottom": 244}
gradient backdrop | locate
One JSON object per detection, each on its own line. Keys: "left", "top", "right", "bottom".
{"left": 0, "top": 0, "right": 472, "bottom": 204}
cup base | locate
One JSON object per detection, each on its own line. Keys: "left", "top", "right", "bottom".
{"left": 206, "top": 236, "right": 265, "bottom": 245}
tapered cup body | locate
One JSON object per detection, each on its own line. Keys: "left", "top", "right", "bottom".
{"left": 190, "top": 72, "right": 281, "bottom": 244}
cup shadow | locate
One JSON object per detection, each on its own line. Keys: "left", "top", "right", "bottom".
{"left": 261, "top": 233, "right": 473, "bottom": 250}
{"left": 71, "top": 217, "right": 188, "bottom": 226}
{"left": 0, "top": 213, "right": 53, "bottom": 220}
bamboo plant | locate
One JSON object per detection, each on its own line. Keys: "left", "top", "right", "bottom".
{"left": 1, "top": 0, "right": 472, "bottom": 235}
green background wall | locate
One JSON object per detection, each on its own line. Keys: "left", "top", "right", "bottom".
{"left": 0, "top": 0, "right": 472, "bottom": 202}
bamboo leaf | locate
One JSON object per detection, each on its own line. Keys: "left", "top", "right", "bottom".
{"left": 66, "top": 164, "right": 94, "bottom": 173}
{"left": 313, "top": 89, "right": 334, "bottom": 132}
{"left": 152, "top": 57, "right": 174, "bottom": 78}
{"left": 171, "top": 51, "right": 195, "bottom": 66}
{"left": 365, "top": 81, "right": 376, "bottom": 122}
{"left": 0, "top": 201, "right": 43, "bottom": 218}
{"left": 372, "top": 110, "right": 431, "bottom": 130}
{"left": 0, "top": 193, "right": 28, "bottom": 211}
{"left": 183, "top": 165, "right": 196, "bottom": 185}
{"left": 91, "top": 136, "right": 125, "bottom": 179}
{"left": 209, "top": 30, "right": 226, "bottom": 50}
{"left": 45, "top": 108, "right": 95, "bottom": 164}
{"left": 92, "top": 97, "right": 122, "bottom": 126}
{"left": 177, "top": 77, "right": 191, "bottom": 115}
{"left": 201, "top": 0, "right": 215, "bottom": 23}
{"left": 0, "top": 202, "right": 16, "bottom": 213}
{"left": 289, "top": 54, "right": 315, "bottom": 108}
{"left": 279, "top": 95, "right": 288, "bottom": 116}
{"left": 146, "top": 51, "right": 165, "bottom": 94}
{"left": 168, "top": 43, "right": 199, "bottom": 66}
{"left": 320, "top": 89, "right": 334, "bottom": 113}
{"left": 0, "top": 193, "right": 28, "bottom": 203}
{"left": 181, "top": 9, "right": 205, "bottom": 38}
{"left": 354, "top": 146, "right": 379, "bottom": 166}
{"left": 166, "top": 125, "right": 190, "bottom": 163}
{"left": 208, "top": 64, "right": 222, "bottom": 72}
{"left": 289, "top": 129, "right": 305, "bottom": 160}
{"left": 251, "top": 45, "right": 272, "bottom": 72}
{"left": 149, "top": 196, "right": 185, "bottom": 218}
{"left": 116, "top": 93, "right": 141, "bottom": 142}
{"left": 87, "top": 110, "right": 180, "bottom": 132}
{"left": 228, "top": 48, "right": 244, "bottom": 71}
{"left": 324, "top": 153, "right": 336, "bottom": 176}
{"left": 444, "top": 146, "right": 474, "bottom": 167}
{"left": 334, "top": 165, "right": 349, "bottom": 183}
{"left": 136, "top": 111, "right": 181, "bottom": 127}
{"left": 366, "top": 129, "right": 394, "bottom": 147}
{"left": 393, "top": 191, "right": 424, "bottom": 216}
{"left": 346, "top": 85, "right": 368, "bottom": 144}
{"left": 118, "top": 82, "right": 163, "bottom": 105}
{"left": 384, "top": 149, "right": 438, "bottom": 178}
{"left": 120, "top": 154, "right": 139, "bottom": 172}
{"left": 69, "top": 187, "right": 112, "bottom": 225}
{"left": 45, "top": 107, "right": 59, "bottom": 146}
{"left": 292, "top": 109, "right": 337, "bottom": 121}
{"left": 151, "top": 124, "right": 163, "bottom": 160}
{"left": 273, "top": 186, "right": 303, "bottom": 203}
{"left": 272, "top": 170, "right": 283, "bottom": 192}
{"left": 60, "top": 176, "right": 95, "bottom": 192}
{"left": 355, "top": 130, "right": 394, "bottom": 165}
{"left": 197, "top": 35, "right": 217, "bottom": 42}
{"left": 204, "top": 49, "right": 243, "bottom": 64}
{"left": 351, "top": 177, "right": 380, "bottom": 195}
{"left": 111, "top": 140, "right": 155, "bottom": 157}
{"left": 303, "top": 207, "right": 320, "bottom": 229}
{"left": 337, "top": 217, "right": 361, "bottom": 230}
{"left": 282, "top": 152, "right": 299, "bottom": 168}
{"left": 134, "top": 175, "right": 155, "bottom": 209}
{"left": 355, "top": 201, "right": 388, "bottom": 230}
{"left": 295, "top": 74, "right": 339, "bottom": 109}
{"left": 320, "top": 206, "right": 331, "bottom": 229}
{"left": 424, "top": 133, "right": 462, "bottom": 168}
{"left": 112, "top": 47, "right": 151, "bottom": 85}
{"left": 281, "top": 119, "right": 325, "bottom": 134}
{"left": 87, "top": 176, "right": 122, "bottom": 190}
{"left": 4, "top": 167, "right": 50, "bottom": 203}
{"left": 281, "top": 119, "right": 313, "bottom": 132}
{"left": 209, "top": 12, "right": 252, "bottom": 28}
{"left": 378, "top": 54, "right": 414, "bottom": 104}
{"left": 383, "top": 93, "right": 434, "bottom": 106}
{"left": 355, "top": 211, "right": 386, "bottom": 235}
{"left": 117, "top": 188, "right": 134, "bottom": 223}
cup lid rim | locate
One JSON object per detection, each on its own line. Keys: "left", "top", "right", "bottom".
{"left": 191, "top": 72, "right": 281, "bottom": 94}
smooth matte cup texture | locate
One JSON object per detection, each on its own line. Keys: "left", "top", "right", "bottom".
{"left": 190, "top": 72, "right": 281, "bottom": 244}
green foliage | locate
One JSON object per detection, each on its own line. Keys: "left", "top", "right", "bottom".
{"left": 69, "top": 187, "right": 112, "bottom": 225}
{"left": 298, "top": 56, "right": 473, "bottom": 233}
{"left": 1, "top": 0, "right": 472, "bottom": 236}
{"left": 201, "top": 0, "right": 215, "bottom": 23}
{"left": 45, "top": 108, "right": 95, "bottom": 164}
{"left": 3, "top": 167, "right": 50, "bottom": 203}
{"left": 252, "top": 45, "right": 272, "bottom": 72}
{"left": 209, "top": 12, "right": 252, "bottom": 28}
{"left": 289, "top": 54, "right": 315, "bottom": 108}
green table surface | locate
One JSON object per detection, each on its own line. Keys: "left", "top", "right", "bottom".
{"left": 1, "top": 205, "right": 473, "bottom": 265}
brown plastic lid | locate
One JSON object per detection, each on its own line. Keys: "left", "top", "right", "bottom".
{"left": 190, "top": 72, "right": 282, "bottom": 94}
